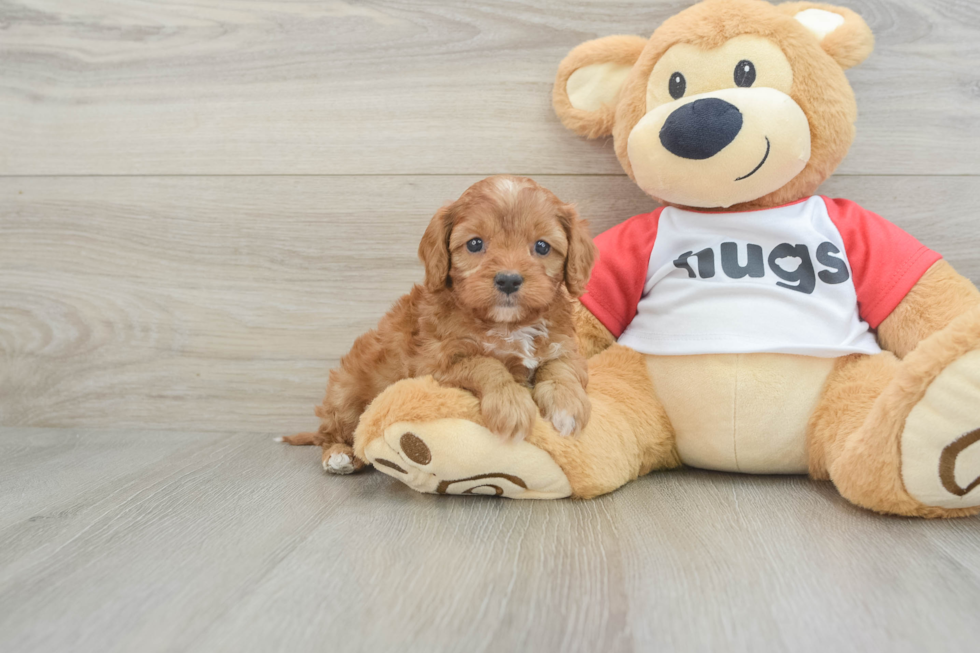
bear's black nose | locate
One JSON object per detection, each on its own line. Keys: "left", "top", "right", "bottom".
{"left": 659, "top": 98, "right": 743, "bottom": 160}
{"left": 494, "top": 272, "right": 523, "bottom": 295}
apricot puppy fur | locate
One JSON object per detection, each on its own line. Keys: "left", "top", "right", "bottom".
{"left": 281, "top": 175, "right": 599, "bottom": 474}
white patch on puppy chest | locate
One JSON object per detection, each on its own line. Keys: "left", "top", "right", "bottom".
{"left": 795, "top": 8, "right": 845, "bottom": 41}
{"left": 486, "top": 321, "right": 549, "bottom": 369}
{"left": 324, "top": 453, "right": 355, "bottom": 475}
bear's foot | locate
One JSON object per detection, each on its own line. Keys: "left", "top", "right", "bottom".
{"left": 354, "top": 376, "right": 573, "bottom": 499}
{"left": 362, "top": 418, "right": 572, "bottom": 499}
{"left": 827, "top": 307, "right": 980, "bottom": 517}
{"left": 901, "top": 349, "right": 980, "bottom": 510}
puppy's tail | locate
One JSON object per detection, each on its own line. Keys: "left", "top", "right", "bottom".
{"left": 276, "top": 431, "right": 319, "bottom": 446}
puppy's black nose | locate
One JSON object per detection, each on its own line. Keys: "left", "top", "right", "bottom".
{"left": 659, "top": 98, "right": 743, "bottom": 160}
{"left": 494, "top": 272, "right": 523, "bottom": 295}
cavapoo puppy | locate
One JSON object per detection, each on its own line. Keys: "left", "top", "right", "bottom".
{"left": 280, "top": 175, "right": 598, "bottom": 474}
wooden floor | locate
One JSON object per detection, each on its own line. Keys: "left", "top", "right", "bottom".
{"left": 0, "top": 427, "right": 977, "bottom": 653}
{"left": 2, "top": 0, "right": 980, "bottom": 650}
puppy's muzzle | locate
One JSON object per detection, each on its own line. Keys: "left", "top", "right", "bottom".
{"left": 494, "top": 272, "right": 523, "bottom": 295}
{"left": 659, "top": 98, "right": 743, "bottom": 160}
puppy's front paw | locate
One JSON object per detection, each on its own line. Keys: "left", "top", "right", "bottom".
{"left": 480, "top": 384, "right": 538, "bottom": 441}
{"left": 533, "top": 379, "right": 591, "bottom": 437}
{"left": 321, "top": 444, "right": 367, "bottom": 475}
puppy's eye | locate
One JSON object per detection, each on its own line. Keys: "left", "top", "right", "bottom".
{"left": 669, "top": 72, "right": 686, "bottom": 99}
{"left": 466, "top": 238, "right": 483, "bottom": 253}
{"left": 534, "top": 240, "right": 551, "bottom": 256}
{"left": 734, "top": 60, "right": 756, "bottom": 87}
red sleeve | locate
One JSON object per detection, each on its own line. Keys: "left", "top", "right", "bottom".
{"left": 823, "top": 197, "right": 942, "bottom": 329}
{"left": 580, "top": 209, "right": 663, "bottom": 338}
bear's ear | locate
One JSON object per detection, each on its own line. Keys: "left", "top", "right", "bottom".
{"left": 553, "top": 35, "right": 649, "bottom": 139}
{"left": 778, "top": 2, "right": 874, "bottom": 69}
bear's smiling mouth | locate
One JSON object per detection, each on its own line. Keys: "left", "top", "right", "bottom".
{"left": 735, "top": 137, "right": 771, "bottom": 181}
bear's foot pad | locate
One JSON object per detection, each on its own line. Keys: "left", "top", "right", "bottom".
{"left": 902, "top": 350, "right": 980, "bottom": 509}
{"left": 363, "top": 418, "right": 572, "bottom": 499}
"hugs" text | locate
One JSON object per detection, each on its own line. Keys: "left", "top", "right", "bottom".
{"left": 672, "top": 242, "right": 850, "bottom": 294}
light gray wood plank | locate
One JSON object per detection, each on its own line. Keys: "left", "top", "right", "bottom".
{"left": 614, "top": 475, "right": 980, "bottom": 652}
{"left": 0, "top": 428, "right": 339, "bottom": 653}
{"left": 0, "top": 427, "right": 977, "bottom": 653}
{"left": 2, "top": 174, "right": 978, "bottom": 433}
{"left": 0, "top": 428, "right": 225, "bottom": 530}
{"left": 0, "top": 0, "right": 978, "bottom": 175}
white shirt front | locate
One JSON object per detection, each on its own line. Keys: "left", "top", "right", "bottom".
{"left": 617, "top": 197, "right": 882, "bottom": 357}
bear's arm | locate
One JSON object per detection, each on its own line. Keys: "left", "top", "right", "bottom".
{"left": 573, "top": 300, "right": 616, "bottom": 358}
{"left": 877, "top": 260, "right": 980, "bottom": 358}
{"left": 822, "top": 197, "right": 979, "bottom": 355}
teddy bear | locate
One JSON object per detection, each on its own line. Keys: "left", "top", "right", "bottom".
{"left": 348, "top": 0, "right": 980, "bottom": 517}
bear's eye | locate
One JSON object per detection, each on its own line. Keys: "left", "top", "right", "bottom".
{"left": 668, "top": 72, "right": 686, "bottom": 99}
{"left": 466, "top": 238, "right": 484, "bottom": 253}
{"left": 734, "top": 60, "right": 756, "bottom": 87}
{"left": 534, "top": 240, "right": 551, "bottom": 256}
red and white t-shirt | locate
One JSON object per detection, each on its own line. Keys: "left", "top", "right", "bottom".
{"left": 581, "top": 196, "right": 940, "bottom": 357}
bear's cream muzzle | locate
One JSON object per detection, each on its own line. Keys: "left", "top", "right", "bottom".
{"left": 627, "top": 87, "right": 811, "bottom": 209}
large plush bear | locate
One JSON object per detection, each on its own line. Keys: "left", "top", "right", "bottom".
{"left": 351, "top": 0, "right": 980, "bottom": 517}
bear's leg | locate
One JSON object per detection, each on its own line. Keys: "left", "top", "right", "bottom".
{"left": 809, "top": 306, "right": 980, "bottom": 517}
{"left": 353, "top": 345, "right": 680, "bottom": 499}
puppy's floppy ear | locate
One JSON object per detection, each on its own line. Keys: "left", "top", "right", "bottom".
{"left": 418, "top": 204, "right": 455, "bottom": 292}
{"left": 558, "top": 204, "right": 598, "bottom": 298}
{"left": 779, "top": 2, "right": 874, "bottom": 69}
{"left": 553, "top": 35, "right": 648, "bottom": 139}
